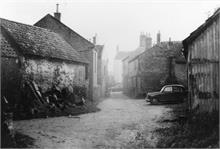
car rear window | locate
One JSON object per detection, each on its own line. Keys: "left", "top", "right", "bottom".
{"left": 173, "top": 86, "right": 183, "bottom": 92}
{"left": 164, "top": 86, "right": 172, "bottom": 92}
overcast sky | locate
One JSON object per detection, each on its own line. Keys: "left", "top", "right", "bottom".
{"left": 1, "top": 0, "right": 220, "bottom": 71}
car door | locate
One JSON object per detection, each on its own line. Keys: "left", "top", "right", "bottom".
{"left": 160, "top": 86, "right": 174, "bottom": 102}
{"left": 172, "top": 86, "right": 185, "bottom": 102}
{"left": 172, "top": 86, "right": 181, "bottom": 102}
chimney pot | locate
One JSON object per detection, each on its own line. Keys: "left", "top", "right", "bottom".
{"left": 157, "top": 31, "right": 161, "bottom": 44}
{"left": 56, "top": 4, "right": 59, "bottom": 12}
{"left": 139, "top": 33, "right": 146, "bottom": 47}
{"left": 54, "top": 4, "right": 61, "bottom": 21}
{"left": 93, "top": 36, "right": 96, "bottom": 45}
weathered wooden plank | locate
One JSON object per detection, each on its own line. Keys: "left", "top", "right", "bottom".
{"left": 187, "top": 14, "right": 220, "bottom": 112}
{"left": 206, "top": 28, "right": 209, "bottom": 60}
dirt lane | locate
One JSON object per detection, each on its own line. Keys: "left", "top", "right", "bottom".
{"left": 14, "top": 92, "right": 171, "bottom": 148}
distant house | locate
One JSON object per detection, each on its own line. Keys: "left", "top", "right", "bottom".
{"left": 119, "top": 33, "right": 152, "bottom": 85}
{"left": 1, "top": 18, "right": 88, "bottom": 105}
{"left": 34, "top": 12, "right": 98, "bottom": 101}
{"left": 127, "top": 41, "right": 187, "bottom": 98}
{"left": 122, "top": 33, "right": 152, "bottom": 97}
{"left": 182, "top": 8, "right": 220, "bottom": 112}
{"left": 126, "top": 47, "right": 148, "bottom": 96}
{"left": 113, "top": 48, "right": 131, "bottom": 83}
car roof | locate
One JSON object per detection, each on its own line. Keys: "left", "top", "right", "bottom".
{"left": 164, "top": 84, "right": 185, "bottom": 88}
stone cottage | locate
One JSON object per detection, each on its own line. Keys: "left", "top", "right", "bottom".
{"left": 1, "top": 18, "right": 88, "bottom": 106}
{"left": 122, "top": 32, "right": 152, "bottom": 97}
{"left": 119, "top": 33, "right": 152, "bottom": 85}
{"left": 182, "top": 8, "right": 219, "bottom": 112}
{"left": 34, "top": 12, "right": 98, "bottom": 101}
{"left": 127, "top": 41, "right": 187, "bottom": 98}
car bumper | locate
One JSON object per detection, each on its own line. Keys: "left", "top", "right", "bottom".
{"left": 145, "top": 97, "right": 150, "bottom": 102}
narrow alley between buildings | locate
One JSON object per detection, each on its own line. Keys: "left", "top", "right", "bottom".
{"left": 14, "top": 92, "right": 171, "bottom": 148}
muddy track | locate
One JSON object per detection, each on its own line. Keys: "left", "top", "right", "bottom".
{"left": 14, "top": 92, "right": 171, "bottom": 148}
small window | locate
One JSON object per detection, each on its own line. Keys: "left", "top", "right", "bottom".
{"left": 164, "top": 86, "right": 172, "bottom": 92}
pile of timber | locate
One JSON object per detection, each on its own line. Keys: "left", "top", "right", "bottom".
{"left": 15, "top": 80, "right": 86, "bottom": 119}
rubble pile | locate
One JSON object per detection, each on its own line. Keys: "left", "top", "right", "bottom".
{"left": 1, "top": 96, "right": 16, "bottom": 147}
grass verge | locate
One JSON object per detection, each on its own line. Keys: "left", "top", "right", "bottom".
{"left": 155, "top": 103, "right": 219, "bottom": 148}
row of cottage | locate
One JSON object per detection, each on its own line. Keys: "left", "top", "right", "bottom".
{"left": 1, "top": 8, "right": 108, "bottom": 109}
{"left": 120, "top": 32, "right": 187, "bottom": 97}
{"left": 117, "top": 8, "right": 219, "bottom": 112}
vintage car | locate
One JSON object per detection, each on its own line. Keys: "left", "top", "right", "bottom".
{"left": 145, "top": 84, "right": 187, "bottom": 104}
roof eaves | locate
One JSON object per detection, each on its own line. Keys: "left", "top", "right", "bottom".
{"left": 122, "top": 56, "right": 129, "bottom": 61}
{"left": 128, "top": 52, "right": 144, "bottom": 63}
{"left": 24, "top": 53, "right": 89, "bottom": 65}
{"left": 1, "top": 18, "right": 89, "bottom": 64}
{"left": 35, "top": 14, "right": 95, "bottom": 49}
{"left": 1, "top": 25, "right": 23, "bottom": 56}
{"left": 182, "top": 8, "right": 220, "bottom": 57}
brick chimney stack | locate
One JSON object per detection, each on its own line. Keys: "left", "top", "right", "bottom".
{"left": 139, "top": 32, "right": 146, "bottom": 47}
{"left": 157, "top": 31, "right": 161, "bottom": 44}
{"left": 145, "top": 33, "right": 152, "bottom": 49}
{"left": 54, "top": 4, "right": 61, "bottom": 21}
{"left": 93, "top": 34, "right": 97, "bottom": 45}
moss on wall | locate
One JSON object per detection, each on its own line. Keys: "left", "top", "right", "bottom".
{"left": 1, "top": 57, "right": 87, "bottom": 106}
{"left": 23, "top": 58, "right": 87, "bottom": 93}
